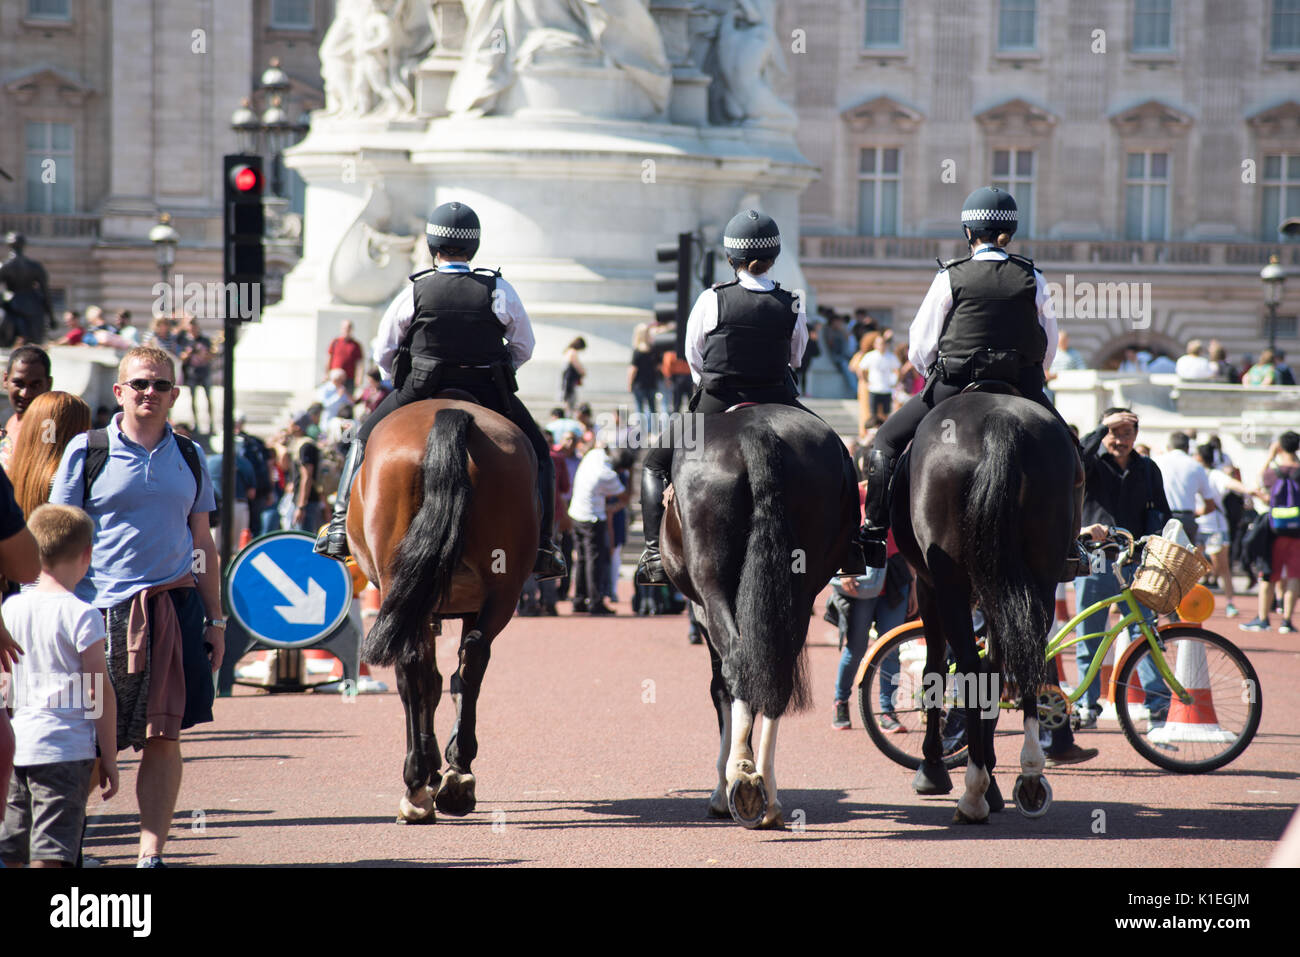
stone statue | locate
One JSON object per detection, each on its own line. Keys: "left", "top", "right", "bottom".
{"left": 448, "top": 0, "right": 672, "bottom": 116}
{"left": 0, "top": 233, "right": 54, "bottom": 347}
{"left": 328, "top": 185, "right": 422, "bottom": 305}
{"left": 321, "top": 0, "right": 437, "bottom": 118}
{"left": 693, "top": 0, "right": 794, "bottom": 128}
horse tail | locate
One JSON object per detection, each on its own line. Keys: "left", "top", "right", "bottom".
{"left": 963, "top": 411, "right": 1049, "bottom": 700}
{"left": 363, "top": 408, "right": 473, "bottom": 668}
{"left": 732, "top": 426, "right": 810, "bottom": 718}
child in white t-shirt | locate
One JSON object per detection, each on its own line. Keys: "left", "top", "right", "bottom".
{"left": 0, "top": 504, "right": 117, "bottom": 867}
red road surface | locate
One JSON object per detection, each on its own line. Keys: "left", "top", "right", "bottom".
{"left": 83, "top": 588, "right": 1299, "bottom": 867}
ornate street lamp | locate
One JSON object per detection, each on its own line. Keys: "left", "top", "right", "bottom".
{"left": 228, "top": 58, "right": 310, "bottom": 200}
{"left": 149, "top": 211, "right": 179, "bottom": 286}
{"left": 1262, "top": 255, "right": 1286, "bottom": 354}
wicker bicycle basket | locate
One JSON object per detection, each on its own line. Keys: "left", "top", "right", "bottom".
{"left": 1130, "top": 535, "right": 1211, "bottom": 615}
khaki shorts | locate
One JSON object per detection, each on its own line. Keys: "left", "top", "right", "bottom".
{"left": 0, "top": 759, "right": 95, "bottom": 864}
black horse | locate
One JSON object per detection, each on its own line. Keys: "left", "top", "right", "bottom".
{"left": 661, "top": 405, "right": 858, "bottom": 828}
{"left": 892, "top": 388, "right": 1082, "bottom": 823}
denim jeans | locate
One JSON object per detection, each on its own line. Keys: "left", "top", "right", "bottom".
{"left": 1071, "top": 556, "right": 1167, "bottom": 712}
{"left": 833, "top": 585, "right": 911, "bottom": 704}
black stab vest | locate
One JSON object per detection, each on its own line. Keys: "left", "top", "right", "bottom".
{"left": 937, "top": 256, "right": 1045, "bottom": 368}
{"left": 407, "top": 269, "right": 511, "bottom": 366}
{"left": 700, "top": 281, "right": 798, "bottom": 391}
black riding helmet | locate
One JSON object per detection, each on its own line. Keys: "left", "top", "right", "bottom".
{"left": 723, "top": 209, "right": 781, "bottom": 267}
{"left": 426, "top": 201, "right": 481, "bottom": 261}
{"left": 960, "top": 186, "right": 1018, "bottom": 243}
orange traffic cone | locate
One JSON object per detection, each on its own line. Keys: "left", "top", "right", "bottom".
{"left": 238, "top": 527, "right": 253, "bottom": 550}
{"left": 1147, "top": 639, "right": 1236, "bottom": 743}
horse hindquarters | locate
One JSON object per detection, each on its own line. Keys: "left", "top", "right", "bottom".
{"left": 363, "top": 408, "right": 474, "bottom": 668}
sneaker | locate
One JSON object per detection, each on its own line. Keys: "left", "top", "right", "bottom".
{"left": 137, "top": 855, "right": 166, "bottom": 868}
{"left": 878, "top": 712, "right": 904, "bottom": 734}
{"left": 1044, "top": 745, "right": 1098, "bottom": 767}
{"left": 1280, "top": 620, "right": 1296, "bottom": 634}
{"left": 832, "top": 700, "right": 851, "bottom": 730}
{"left": 1224, "top": 602, "right": 1239, "bottom": 618}
{"left": 571, "top": 599, "right": 589, "bottom": 613}
{"left": 1073, "top": 706, "right": 1098, "bottom": 730}
{"left": 1147, "top": 707, "right": 1169, "bottom": 729}
{"left": 588, "top": 603, "right": 615, "bottom": 616}
{"left": 1239, "top": 617, "right": 1270, "bottom": 632}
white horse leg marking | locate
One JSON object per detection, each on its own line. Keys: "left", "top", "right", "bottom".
{"left": 709, "top": 701, "right": 733, "bottom": 814}
{"left": 956, "top": 760, "right": 991, "bottom": 821}
{"left": 755, "top": 714, "right": 782, "bottom": 826}
{"left": 1021, "top": 715, "right": 1045, "bottom": 777}
{"left": 727, "top": 698, "right": 755, "bottom": 782}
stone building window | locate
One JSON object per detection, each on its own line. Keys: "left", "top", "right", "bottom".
{"left": 864, "top": 0, "right": 903, "bottom": 48}
{"left": 1125, "top": 151, "right": 1169, "bottom": 240}
{"left": 858, "top": 148, "right": 901, "bottom": 237}
{"left": 26, "top": 0, "right": 70, "bottom": 20}
{"left": 1132, "top": 0, "right": 1173, "bottom": 51}
{"left": 992, "top": 149, "right": 1034, "bottom": 236}
{"left": 271, "top": 0, "right": 314, "bottom": 31}
{"left": 998, "top": 0, "right": 1036, "bottom": 51}
{"left": 1272, "top": 0, "right": 1300, "bottom": 51}
{"left": 1262, "top": 155, "right": 1300, "bottom": 240}
{"left": 24, "top": 121, "right": 75, "bottom": 214}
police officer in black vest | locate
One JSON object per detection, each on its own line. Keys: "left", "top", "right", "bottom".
{"left": 858, "top": 186, "right": 1082, "bottom": 572}
{"left": 314, "top": 202, "right": 567, "bottom": 581}
{"left": 635, "top": 210, "right": 867, "bottom": 585}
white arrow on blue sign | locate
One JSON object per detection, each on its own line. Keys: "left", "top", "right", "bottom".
{"left": 226, "top": 531, "right": 353, "bottom": 648}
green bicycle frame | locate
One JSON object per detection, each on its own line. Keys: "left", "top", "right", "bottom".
{"left": 1043, "top": 586, "right": 1191, "bottom": 706}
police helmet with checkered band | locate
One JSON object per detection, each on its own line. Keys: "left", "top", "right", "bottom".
{"left": 723, "top": 209, "right": 781, "bottom": 265}
{"left": 960, "top": 186, "right": 1018, "bottom": 239}
{"left": 426, "top": 201, "right": 481, "bottom": 260}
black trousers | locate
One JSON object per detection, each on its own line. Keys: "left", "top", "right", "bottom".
{"left": 572, "top": 519, "right": 611, "bottom": 607}
{"left": 872, "top": 369, "right": 1068, "bottom": 461}
{"left": 356, "top": 367, "right": 554, "bottom": 540}
{"left": 642, "top": 383, "right": 812, "bottom": 474}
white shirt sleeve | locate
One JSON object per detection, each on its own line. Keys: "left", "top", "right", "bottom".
{"left": 494, "top": 277, "right": 535, "bottom": 369}
{"left": 372, "top": 283, "right": 416, "bottom": 380}
{"left": 1037, "top": 269, "right": 1058, "bottom": 373}
{"left": 907, "top": 270, "right": 952, "bottom": 374}
{"left": 684, "top": 289, "right": 717, "bottom": 386}
{"left": 790, "top": 300, "right": 808, "bottom": 370}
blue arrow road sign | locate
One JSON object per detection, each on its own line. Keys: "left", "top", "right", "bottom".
{"left": 226, "top": 531, "right": 352, "bottom": 648}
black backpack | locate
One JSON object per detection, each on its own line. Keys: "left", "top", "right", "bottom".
{"left": 82, "top": 428, "right": 204, "bottom": 511}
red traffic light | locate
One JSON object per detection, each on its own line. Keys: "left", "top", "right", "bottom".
{"left": 230, "top": 165, "right": 262, "bottom": 193}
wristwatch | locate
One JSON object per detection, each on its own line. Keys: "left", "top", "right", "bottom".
{"left": 204, "top": 617, "right": 228, "bottom": 630}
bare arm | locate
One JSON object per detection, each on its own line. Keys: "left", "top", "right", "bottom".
{"left": 188, "top": 511, "right": 224, "bottom": 672}
{"left": 80, "top": 641, "right": 118, "bottom": 800}
{"left": 0, "top": 528, "right": 40, "bottom": 585}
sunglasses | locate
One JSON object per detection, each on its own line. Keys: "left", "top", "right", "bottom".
{"left": 122, "top": 378, "right": 174, "bottom": 394}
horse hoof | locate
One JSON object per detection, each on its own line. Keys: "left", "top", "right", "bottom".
{"left": 726, "top": 774, "right": 767, "bottom": 829}
{"left": 913, "top": 761, "right": 954, "bottom": 795}
{"left": 397, "top": 788, "right": 436, "bottom": 824}
{"left": 434, "top": 771, "right": 477, "bottom": 817}
{"left": 757, "top": 809, "right": 785, "bottom": 830}
{"left": 951, "top": 806, "right": 990, "bottom": 825}
{"left": 707, "top": 793, "right": 730, "bottom": 818}
{"left": 986, "top": 776, "right": 1006, "bottom": 813}
{"left": 1012, "top": 774, "right": 1052, "bottom": 818}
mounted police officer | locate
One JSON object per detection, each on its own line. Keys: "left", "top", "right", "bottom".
{"left": 314, "top": 201, "right": 567, "bottom": 581}
{"left": 635, "top": 209, "right": 866, "bottom": 585}
{"left": 857, "top": 186, "right": 1081, "bottom": 573}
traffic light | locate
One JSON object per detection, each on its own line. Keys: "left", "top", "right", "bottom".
{"left": 654, "top": 232, "right": 693, "bottom": 353}
{"left": 223, "top": 154, "right": 264, "bottom": 306}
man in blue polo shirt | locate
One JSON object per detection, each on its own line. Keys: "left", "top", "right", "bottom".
{"left": 49, "top": 346, "right": 223, "bottom": 868}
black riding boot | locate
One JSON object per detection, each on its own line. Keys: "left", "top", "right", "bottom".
{"left": 533, "top": 450, "right": 566, "bottom": 583}
{"left": 635, "top": 465, "right": 670, "bottom": 585}
{"left": 858, "top": 449, "right": 895, "bottom": 568}
{"left": 314, "top": 437, "right": 365, "bottom": 561}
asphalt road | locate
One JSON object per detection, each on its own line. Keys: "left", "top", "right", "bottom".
{"left": 82, "top": 587, "right": 1299, "bottom": 868}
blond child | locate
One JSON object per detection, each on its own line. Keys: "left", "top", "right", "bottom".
{"left": 0, "top": 504, "right": 117, "bottom": 867}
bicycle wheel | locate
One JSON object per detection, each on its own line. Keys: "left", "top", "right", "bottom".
{"left": 858, "top": 627, "right": 969, "bottom": 770}
{"left": 1113, "top": 627, "right": 1262, "bottom": 773}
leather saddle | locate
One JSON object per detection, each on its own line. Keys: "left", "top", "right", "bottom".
{"left": 959, "top": 381, "right": 1023, "bottom": 398}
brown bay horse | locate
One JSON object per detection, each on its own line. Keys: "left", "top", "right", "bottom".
{"left": 349, "top": 397, "right": 538, "bottom": 823}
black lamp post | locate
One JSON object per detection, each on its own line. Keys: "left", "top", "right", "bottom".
{"left": 1262, "top": 255, "right": 1286, "bottom": 355}
{"left": 228, "top": 58, "right": 309, "bottom": 200}
{"left": 149, "top": 212, "right": 179, "bottom": 287}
